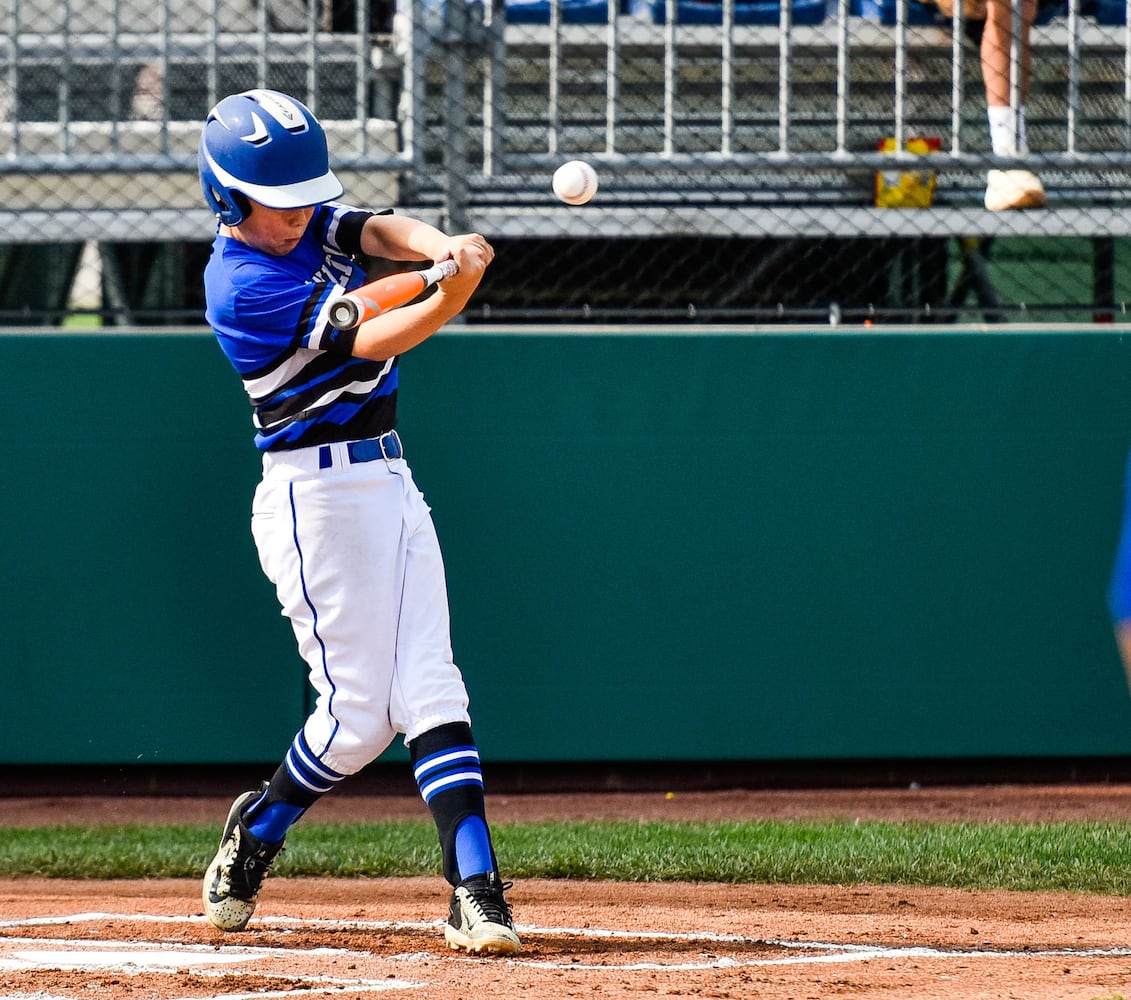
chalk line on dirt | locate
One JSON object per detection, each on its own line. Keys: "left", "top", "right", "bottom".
{"left": 2, "top": 912, "right": 1130, "bottom": 979}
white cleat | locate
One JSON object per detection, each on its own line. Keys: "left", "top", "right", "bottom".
{"left": 444, "top": 872, "right": 522, "bottom": 955}
{"left": 202, "top": 786, "right": 284, "bottom": 932}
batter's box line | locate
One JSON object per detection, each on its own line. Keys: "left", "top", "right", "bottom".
{"left": 0, "top": 938, "right": 423, "bottom": 994}
{"left": 765, "top": 937, "right": 1131, "bottom": 959}
{"left": 0, "top": 911, "right": 445, "bottom": 935}
{"left": 5, "top": 913, "right": 1131, "bottom": 971}
{"left": 0, "top": 934, "right": 356, "bottom": 958}
{"left": 0, "top": 911, "right": 754, "bottom": 945}
{"left": 511, "top": 943, "right": 1131, "bottom": 974}
{"left": 0, "top": 962, "right": 419, "bottom": 990}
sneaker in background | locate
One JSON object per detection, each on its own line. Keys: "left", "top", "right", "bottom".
{"left": 985, "top": 169, "right": 1047, "bottom": 211}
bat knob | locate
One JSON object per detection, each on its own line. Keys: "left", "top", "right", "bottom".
{"left": 328, "top": 298, "right": 359, "bottom": 329}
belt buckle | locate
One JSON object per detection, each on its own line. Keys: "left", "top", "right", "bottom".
{"left": 342, "top": 431, "right": 400, "bottom": 465}
{"left": 378, "top": 430, "right": 400, "bottom": 461}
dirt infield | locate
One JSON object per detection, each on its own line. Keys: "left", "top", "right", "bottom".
{"left": 4, "top": 784, "right": 1131, "bottom": 999}
{"left": 12, "top": 781, "right": 1131, "bottom": 827}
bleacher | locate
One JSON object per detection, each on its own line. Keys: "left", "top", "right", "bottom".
{"left": 2, "top": 0, "right": 1129, "bottom": 321}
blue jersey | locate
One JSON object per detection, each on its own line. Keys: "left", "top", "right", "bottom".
{"left": 1111, "top": 448, "right": 1131, "bottom": 624}
{"left": 204, "top": 201, "right": 399, "bottom": 451}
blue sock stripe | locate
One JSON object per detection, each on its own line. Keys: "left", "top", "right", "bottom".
{"left": 246, "top": 801, "right": 306, "bottom": 845}
{"left": 412, "top": 746, "right": 480, "bottom": 784}
{"left": 287, "top": 738, "right": 344, "bottom": 795}
{"left": 418, "top": 771, "right": 484, "bottom": 804}
{"left": 455, "top": 815, "right": 495, "bottom": 881}
{"left": 294, "top": 731, "right": 346, "bottom": 782}
{"left": 286, "top": 750, "right": 337, "bottom": 794}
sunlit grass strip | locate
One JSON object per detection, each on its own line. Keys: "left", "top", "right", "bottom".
{"left": 0, "top": 819, "right": 1129, "bottom": 895}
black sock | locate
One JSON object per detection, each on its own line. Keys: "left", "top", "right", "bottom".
{"left": 409, "top": 722, "right": 497, "bottom": 886}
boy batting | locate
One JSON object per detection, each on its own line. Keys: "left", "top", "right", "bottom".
{"left": 196, "top": 88, "right": 519, "bottom": 956}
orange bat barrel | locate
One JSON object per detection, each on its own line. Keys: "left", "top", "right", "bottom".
{"left": 328, "top": 259, "right": 460, "bottom": 329}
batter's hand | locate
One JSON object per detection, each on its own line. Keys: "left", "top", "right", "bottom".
{"left": 435, "top": 234, "right": 494, "bottom": 298}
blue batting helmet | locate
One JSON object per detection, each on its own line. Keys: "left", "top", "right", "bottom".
{"left": 198, "top": 89, "right": 344, "bottom": 226}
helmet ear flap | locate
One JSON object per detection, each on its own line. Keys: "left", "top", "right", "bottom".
{"left": 232, "top": 191, "right": 252, "bottom": 219}
{"left": 199, "top": 140, "right": 250, "bottom": 225}
{"left": 212, "top": 187, "right": 245, "bottom": 226}
{"left": 202, "top": 178, "right": 248, "bottom": 226}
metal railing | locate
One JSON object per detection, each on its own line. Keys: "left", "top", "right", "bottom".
{"left": 2, "top": 0, "right": 1130, "bottom": 326}
{"left": 2, "top": 0, "right": 1130, "bottom": 233}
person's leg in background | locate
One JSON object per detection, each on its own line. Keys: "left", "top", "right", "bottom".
{"left": 981, "top": 0, "right": 1047, "bottom": 210}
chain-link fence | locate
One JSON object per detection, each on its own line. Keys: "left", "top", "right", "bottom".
{"left": 2, "top": 0, "right": 1130, "bottom": 323}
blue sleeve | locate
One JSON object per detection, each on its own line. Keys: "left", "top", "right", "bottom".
{"left": 207, "top": 223, "right": 367, "bottom": 373}
{"left": 1109, "top": 450, "right": 1131, "bottom": 624}
{"left": 210, "top": 261, "right": 325, "bottom": 373}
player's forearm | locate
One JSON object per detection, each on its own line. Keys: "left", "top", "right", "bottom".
{"left": 349, "top": 285, "right": 470, "bottom": 361}
{"left": 361, "top": 214, "right": 452, "bottom": 263}
{"left": 349, "top": 225, "right": 492, "bottom": 360}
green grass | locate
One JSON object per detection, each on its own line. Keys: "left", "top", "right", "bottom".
{"left": 60, "top": 312, "right": 102, "bottom": 328}
{"left": 2, "top": 818, "right": 1131, "bottom": 894}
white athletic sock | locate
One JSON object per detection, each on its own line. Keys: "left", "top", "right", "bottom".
{"left": 987, "top": 105, "right": 1029, "bottom": 156}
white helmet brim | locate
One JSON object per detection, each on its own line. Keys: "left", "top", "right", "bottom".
{"left": 204, "top": 147, "right": 344, "bottom": 210}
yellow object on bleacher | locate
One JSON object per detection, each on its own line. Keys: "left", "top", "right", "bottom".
{"left": 874, "top": 136, "right": 941, "bottom": 208}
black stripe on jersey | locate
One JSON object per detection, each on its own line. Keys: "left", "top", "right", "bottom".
{"left": 240, "top": 326, "right": 306, "bottom": 383}
{"left": 269, "top": 395, "right": 399, "bottom": 450}
{"left": 297, "top": 284, "right": 359, "bottom": 354}
{"left": 255, "top": 356, "right": 395, "bottom": 428}
{"left": 321, "top": 324, "right": 358, "bottom": 354}
{"left": 240, "top": 285, "right": 347, "bottom": 386}
{"left": 297, "top": 283, "right": 324, "bottom": 342}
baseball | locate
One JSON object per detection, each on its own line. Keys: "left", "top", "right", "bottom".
{"left": 552, "top": 159, "right": 599, "bottom": 205}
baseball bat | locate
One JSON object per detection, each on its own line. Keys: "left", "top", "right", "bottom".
{"left": 327, "top": 259, "right": 460, "bottom": 330}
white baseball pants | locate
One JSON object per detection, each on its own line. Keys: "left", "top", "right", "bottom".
{"left": 250, "top": 438, "right": 472, "bottom": 776}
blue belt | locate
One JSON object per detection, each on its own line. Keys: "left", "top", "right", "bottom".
{"left": 318, "top": 430, "right": 402, "bottom": 470}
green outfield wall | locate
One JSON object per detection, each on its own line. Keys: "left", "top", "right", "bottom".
{"left": 3, "top": 325, "right": 1131, "bottom": 766}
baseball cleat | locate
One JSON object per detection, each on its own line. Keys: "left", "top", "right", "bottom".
{"left": 444, "top": 872, "right": 522, "bottom": 955}
{"left": 202, "top": 786, "right": 284, "bottom": 932}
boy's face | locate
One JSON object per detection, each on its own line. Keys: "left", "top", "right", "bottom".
{"left": 232, "top": 200, "right": 315, "bottom": 256}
